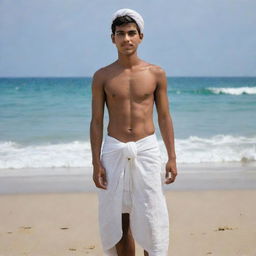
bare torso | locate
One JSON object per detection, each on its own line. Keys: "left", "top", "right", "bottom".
{"left": 102, "top": 61, "right": 157, "bottom": 142}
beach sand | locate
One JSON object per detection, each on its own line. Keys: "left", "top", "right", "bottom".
{"left": 0, "top": 190, "right": 256, "bottom": 256}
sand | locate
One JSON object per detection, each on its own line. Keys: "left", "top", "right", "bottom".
{"left": 0, "top": 190, "right": 256, "bottom": 256}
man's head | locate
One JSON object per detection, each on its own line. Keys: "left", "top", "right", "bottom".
{"left": 111, "top": 9, "right": 144, "bottom": 55}
{"left": 111, "top": 15, "right": 142, "bottom": 36}
{"left": 111, "top": 8, "right": 144, "bottom": 36}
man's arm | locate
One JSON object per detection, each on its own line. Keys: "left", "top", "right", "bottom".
{"left": 154, "top": 67, "right": 177, "bottom": 184}
{"left": 90, "top": 69, "right": 107, "bottom": 189}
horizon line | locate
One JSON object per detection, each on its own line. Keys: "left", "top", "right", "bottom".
{"left": 1, "top": 75, "right": 256, "bottom": 79}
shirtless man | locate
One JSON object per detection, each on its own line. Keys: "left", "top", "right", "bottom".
{"left": 90, "top": 9, "right": 177, "bottom": 256}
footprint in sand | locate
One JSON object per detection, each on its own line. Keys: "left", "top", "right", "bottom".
{"left": 60, "top": 227, "right": 69, "bottom": 230}
{"left": 19, "top": 226, "right": 32, "bottom": 233}
{"left": 20, "top": 226, "right": 32, "bottom": 230}
{"left": 84, "top": 245, "right": 96, "bottom": 250}
{"left": 69, "top": 248, "right": 76, "bottom": 251}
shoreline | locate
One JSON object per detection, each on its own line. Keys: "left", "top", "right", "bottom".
{"left": 0, "top": 162, "right": 256, "bottom": 194}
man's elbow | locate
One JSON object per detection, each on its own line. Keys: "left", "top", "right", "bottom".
{"left": 158, "top": 112, "right": 171, "bottom": 123}
{"left": 90, "top": 118, "right": 103, "bottom": 128}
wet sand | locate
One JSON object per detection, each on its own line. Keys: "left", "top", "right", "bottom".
{"left": 1, "top": 162, "right": 256, "bottom": 194}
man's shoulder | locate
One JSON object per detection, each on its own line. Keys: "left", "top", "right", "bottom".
{"left": 93, "top": 62, "right": 116, "bottom": 79}
{"left": 147, "top": 63, "right": 166, "bottom": 77}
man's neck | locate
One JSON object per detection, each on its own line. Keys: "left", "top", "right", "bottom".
{"left": 117, "top": 52, "right": 140, "bottom": 69}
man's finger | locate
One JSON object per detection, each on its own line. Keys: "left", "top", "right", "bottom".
{"left": 103, "top": 169, "right": 108, "bottom": 185}
{"left": 93, "top": 176, "right": 103, "bottom": 189}
{"left": 165, "top": 169, "right": 177, "bottom": 184}
{"left": 96, "top": 177, "right": 107, "bottom": 189}
{"left": 98, "top": 177, "right": 107, "bottom": 189}
{"left": 165, "top": 176, "right": 176, "bottom": 184}
{"left": 93, "top": 171, "right": 107, "bottom": 189}
{"left": 99, "top": 169, "right": 107, "bottom": 189}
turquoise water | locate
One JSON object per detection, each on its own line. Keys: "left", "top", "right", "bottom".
{"left": 0, "top": 77, "right": 256, "bottom": 169}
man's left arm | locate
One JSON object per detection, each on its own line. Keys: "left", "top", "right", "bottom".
{"left": 154, "top": 67, "right": 177, "bottom": 184}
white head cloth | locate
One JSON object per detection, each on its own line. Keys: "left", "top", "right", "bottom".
{"left": 112, "top": 8, "right": 144, "bottom": 32}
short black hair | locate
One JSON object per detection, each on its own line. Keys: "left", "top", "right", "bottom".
{"left": 111, "top": 15, "right": 141, "bottom": 35}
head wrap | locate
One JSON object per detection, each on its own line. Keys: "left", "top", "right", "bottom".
{"left": 112, "top": 8, "right": 144, "bottom": 32}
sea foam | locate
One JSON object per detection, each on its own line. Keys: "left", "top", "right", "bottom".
{"left": 207, "top": 87, "right": 256, "bottom": 95}
{"left": 0, "top": 135, "right": 255, "bottom": 169}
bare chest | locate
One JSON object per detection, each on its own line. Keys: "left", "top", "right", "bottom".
{"left": 104, "top": 73, "right": 156, "bottom": 101}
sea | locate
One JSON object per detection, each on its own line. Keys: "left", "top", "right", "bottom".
{"left": 0, "top": 77, "right": 256, "bottom": 177}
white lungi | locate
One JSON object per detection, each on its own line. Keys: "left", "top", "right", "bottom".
{"left": 97, "top": 133, "right": 169, "bottom": 256}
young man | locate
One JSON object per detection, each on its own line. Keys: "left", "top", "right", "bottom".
{"left": 90, "top": 8, "right": 177, "bottom": 256}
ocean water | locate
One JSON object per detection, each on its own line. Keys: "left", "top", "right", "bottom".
{"left": 0, "top": 77, "right": 256, "bottom": 174}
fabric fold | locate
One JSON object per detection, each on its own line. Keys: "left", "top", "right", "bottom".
{"left": 97, "top": 133, "right": 169, "bottom": 256}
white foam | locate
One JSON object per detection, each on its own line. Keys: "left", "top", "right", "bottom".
{"left": 0, "top": 141, "right": 92, "bottom": 169}
{"left": 158, "top": 135, "right": 256, "bottom": 164}
{"left": 0, "top": 135, "right": 255, "bottom": 170}
{"left": 208, "top": 86, "right": 256, "bottom": 95}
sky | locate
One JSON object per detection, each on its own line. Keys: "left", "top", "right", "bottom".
{"left": 0, "top": 0, "right": 255, "bottom": 77}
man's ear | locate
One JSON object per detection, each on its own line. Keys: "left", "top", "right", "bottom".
{"left": 139, "top": 33, "right": 144, "bottom": 40}
{"left": 111, "top": 34, "right": 115, "bottom": 44}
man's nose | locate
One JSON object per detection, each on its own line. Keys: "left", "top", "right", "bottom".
{"left": 124, "top": 33, "right": 130, "bottom": 41}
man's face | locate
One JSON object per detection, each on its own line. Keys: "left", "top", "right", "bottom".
{"left": 111, "top": 23, "right": 143, "bottom": 55}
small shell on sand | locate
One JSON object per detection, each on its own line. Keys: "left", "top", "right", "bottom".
{"left": 215, "top": 226, "right": 236, "bottom": 231}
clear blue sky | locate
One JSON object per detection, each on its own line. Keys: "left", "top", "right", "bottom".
{"left": 0, "top": 0, "right": 255, "bottom": 77}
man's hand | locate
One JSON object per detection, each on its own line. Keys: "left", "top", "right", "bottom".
{"left": 165, "top": 158, "right": 178, "bottom": 184}
{"left": 93, "top": 162, "right": 108, "bottom": 190}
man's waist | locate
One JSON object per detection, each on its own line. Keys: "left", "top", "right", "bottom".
{"left": 102, "top": 132, "right": 159, "bottom": 155}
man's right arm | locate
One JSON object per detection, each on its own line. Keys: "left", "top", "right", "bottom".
{"left": 90, "top": 69, "right": 107, "bottom": 189}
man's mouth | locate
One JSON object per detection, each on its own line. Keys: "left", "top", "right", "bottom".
{"left": 123, "top": 44, "right": 133, "bottom": 48}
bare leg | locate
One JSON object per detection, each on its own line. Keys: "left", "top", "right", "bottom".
{"left": 116, "top": 213, "right": 135, "bottom": 256}
{"left": 144, "top": 250, "right": 149, "bottom": 256}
